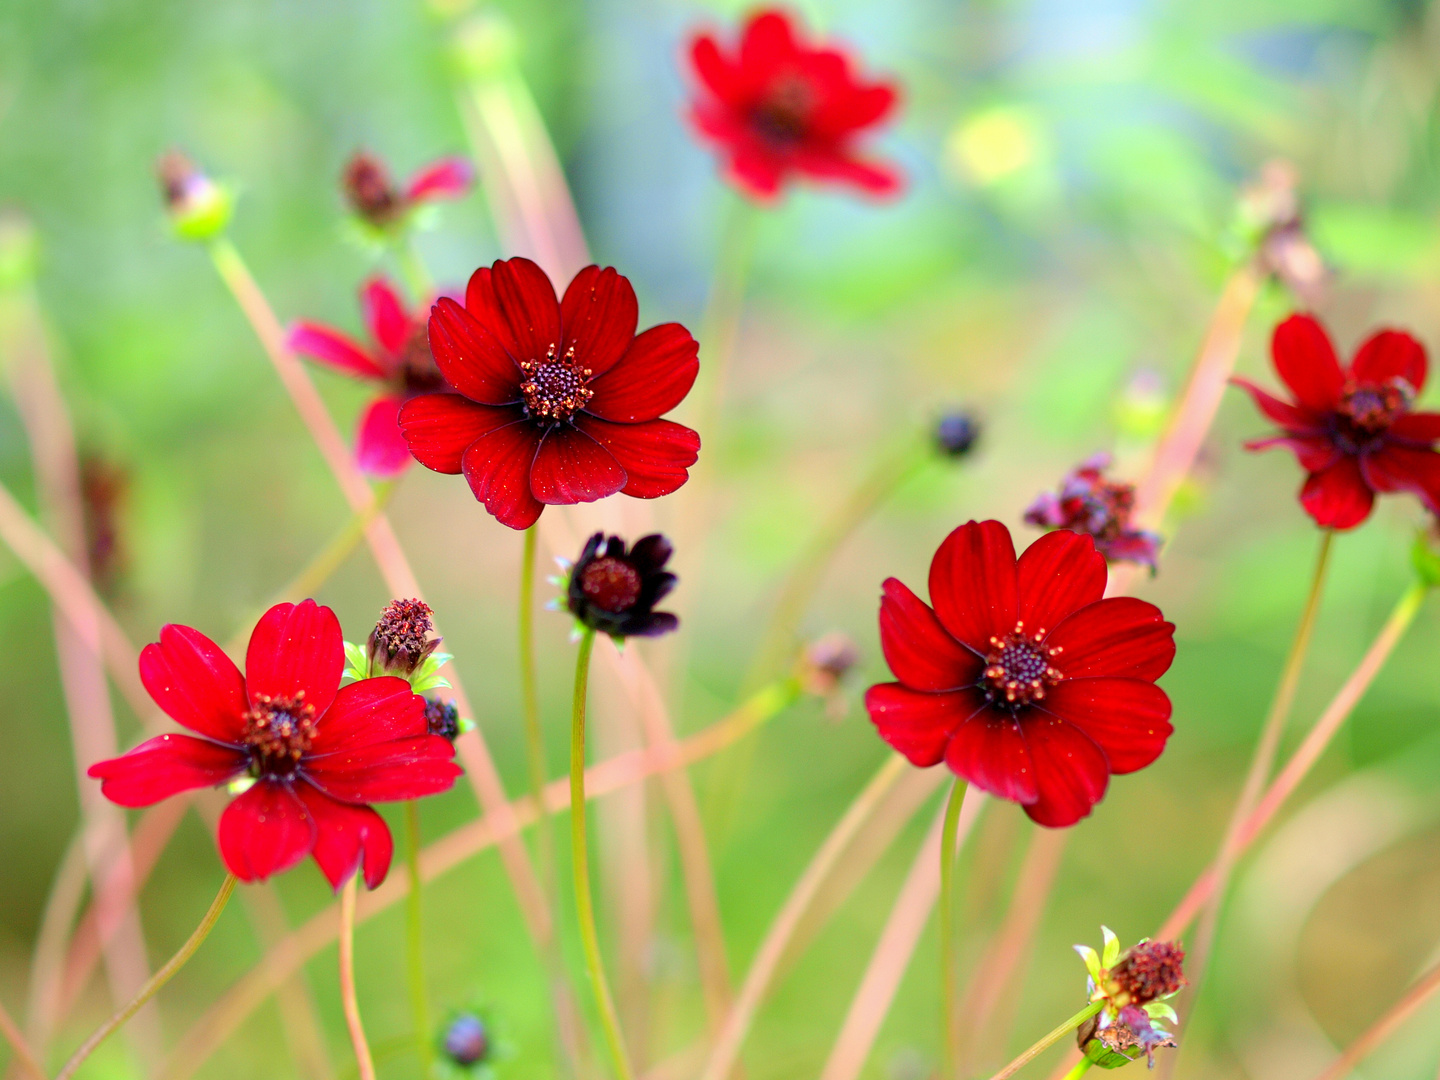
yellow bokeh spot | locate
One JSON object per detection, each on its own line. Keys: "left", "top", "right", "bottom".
{"left": 946, "top": 106, "right": 1046, "bottom": 186}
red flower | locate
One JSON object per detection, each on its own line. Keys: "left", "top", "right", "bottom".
{"left": 342, "top": 150, "right": 473, "bottom": 229}
{"left": 686, "top": 8, "right": 903, "bottom": 201}
{"left": 398, "top": 257, "right": 701, "bottom": 530}
{"left": 1234, "top": 314, "right": 1440, "bottom": 529}
{"left": 287, "top": 278, "right": 450, "bottom": 477}
{"left": 87, "top": 600, "right": 461, "bottom": 888}
{"left": 864, "top": 521, "right": 1175, "bottom": 828}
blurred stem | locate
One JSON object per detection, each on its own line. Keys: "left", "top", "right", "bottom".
{"left": 339, "top": 876, "right": 377, "bottom": 1080}
{"left": 570, "top": 627, "right": 635, "bottom": 1080}
{"left": 0, "top": 998, "right": 46, "bottom": 1080}
{"left": 54, "top": 873, "right": 236, "bottom": 1080}
{"left": 276, "top": 481, "right": 396, "bottom": 603}
{"left": 1061, "top": 1058, "right": 1094, "bottom": 1080}
{"left": 1312, "top": 957, "right": 1440, "bottom": 1080}
{"left": 692, "top": 194, "right": 760, "bottom": 446}
{"left": 939, "top": 778, "right": 968, "bottom": 1080}
{"left": 396, "top": 237, "right": 434, "bottom": 301}
{"left": 404, "top": 801, "right": 432, "bottom": 1079}
{"left": 519, "top": 524, "right": 556, "bottom": 887}
{"left": 986, "top": 1002, "right": 1102, "bottom": 1080}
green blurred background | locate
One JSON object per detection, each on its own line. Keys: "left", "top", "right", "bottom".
{"left": 4, "top": 1, "right": 1440, "bottom": 1078}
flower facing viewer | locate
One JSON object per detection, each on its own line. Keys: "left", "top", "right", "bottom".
{"left": 399, "top": 258, "right": 701, "bottom": 530}
{"left": 342, "top": 150, "right": 474, "bottom": 232}
{"left": 864, "top": 520, "right": 1175, "bottom": 827}
{"left": 1025, "top": 454, "right": 1161, "bottom": 571}
{"left": 564, "top": 533, "right": 679, "bottom": 640}
{"left": 1234, "top": 313, "right": 1440, "bottom": 529}
{"left": 88, "top": 600, "right": 461, "bottom": 888}
{"left": 686, "top": 8, "right": 903, "bottom": 200}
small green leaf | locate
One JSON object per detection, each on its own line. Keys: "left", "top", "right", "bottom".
{"left": 1145, "top": 1002, "right": 1178, "bottom": 1024}
{"left": 1074, "top": 944, "right": 1102, "bottom": 982}
{"left": 1101, "top": 926, "right": 1121, "bottom": 968}
{"left": 457, "top": 716, "right": 476, "bottom": 734}
{"left": 1412, "top": 531, "right": 1440, "bottom": 587}
{"left": 412, "top": 673, "right": 452, "bottom": 693}
{"left": 343, "top": 641, "right": 371, "bottom": 682}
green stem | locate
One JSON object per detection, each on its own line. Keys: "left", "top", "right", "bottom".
{"left": 405, "top": 800, "right": 432, "bottom": 1078}
{"left": 1061, "top": 1056, "right": 1095, "bottom": 1080}
{"left": 939, "top": 778, "right": 968, "bottom": 1079}
{"left": 987, "top": 1002, "right": 1103, "bottom": 1080}
{"left": 55, "top": 874, "right": 237, "bottom": 1080}
{"left": 395, "top": 238, "right": 435, "bottom": 302}
{"left": 277, "top": 481, "right": 396, "bottom": 603}
{"left": 692, "top": 194, "right": 760, "bottom": 446}
{"left": 570, "top": 627, "right": 635, "bottom": 1080}
{"left": 518, "top": 525, "right": 557, "bottom": 893}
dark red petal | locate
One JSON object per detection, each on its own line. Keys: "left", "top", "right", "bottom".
{"left": 1044, "top": 598, "right": 1175, "bottom": 681}
{"left": 489, "top": 257, "right": 561, "bottom": 364}
{"left": 1360, "top": 444, "right": 1440, "bottom": 511}
{"left": 560, "top": 265, "right": 639, "bottom": 379}
{"left": 928, "top": 520, "right": 1018, "bottom": 654}
{"left": 309, "top": 676, "right": 428, "bottom": 756}
{"left": 1272, "top": 314, "right": 1344, "bottom": 412}
{"left": 1350, "top": 328, "right": 1427, "bottom": 392}
{"left": 726, "top": 149, "right": 787, "bottom": 201}
{"left": 460, "top": 420, "right": 546, "bottom": 529}
{"left": 1299, "top": 457, "right": 1375, "bottom": 530}
{"left": 355, "top": 395, "right": 413, "bottom": 478}
{"left": 1041, "top": 679, "right": 1173, "bottom": 775}
{"left": 217, "top": 780, "right": 316, "bottom": 882}
{"left": 529, "top": 426, "right": 626, "bottom": 505}
{"left": 304, "top": 736, "right": 461, "bottom": 803}
{"left": 816, "top": 82, "right": 897, "bottom": 134}
{"left": 585, "top": 324, "right": 700, "bottom": 422}
{"left": 245, "top": 600, "right": 343, "bottom": 718}
{"left": 1389, "top": 411, "right": 1440, "bottom": 444}
{"left": 428, "top": 297, "right": 522, "bottom": 406}
{"left": 87, "top": 735, "right": 248, "bottom": 808}
{"left": 139, "top": 624, "right": 248, "bottom": 742}
{"left": 399, "top": 394, "right": 521, "bottom": 475}
{"left": 361, "top": 277, "right": 413, "bottom": 358}
{"left": 1018, "top": 716, "right": 1109, "bottom": 828}
{"left": 878, "top": 577, "right": 983, "bottom": 691}
{"left": 1244, "top": 434, "right": 1342, "bottom": 473}
{"left": 464, "top": 266, "right": 513, "bottom": 354}
{"left": 572, "top": 415, "right": 700, "bottom": 498}
{"left": 864, "top": 683, "right": 981, "bottom": 768}
{"left": 944, "top": 711, "right": 1038, "bottom": 805}
{"left": 285, "top": 323, "right": 387, "bottom": 381}
{"left": 1229, "top": 376, "right": 1325, "bottom": 434}
{"left": 295, "top": 782, "right": 394, "bottom": 891}
{"left": 403, "top": 156, "right": 474, "bottom": 203}
{"left": 1016, "top": 530, "right": 1106, "bottom": 636}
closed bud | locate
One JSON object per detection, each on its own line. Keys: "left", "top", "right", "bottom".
{"left": 156, "top": 151, "right": 233, "bottom": 241}
{"left": 935, "top": 410, "right": 980, "bottom": 458}
{"left": 367, "top": 598, "right": 441, "bottom": 677}
{"left": 442, "top": 1013, "right": 490, "bottom": 1068}
{"left": 342, "top": 151, "right": 403, "bottom": 228}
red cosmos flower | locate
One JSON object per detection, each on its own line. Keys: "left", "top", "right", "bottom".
{"left": 686, "top": 8, "right": 903, "bottom": 201}
{"left": 865, "top": 521, "right": 1175, "bottom": 827}
{"left": 398, "top": 257, "right": 701, "bottom": 530}
{"left": 342, "top": 150, "right": 474, "bottom": 230}
{"left": 1233, "top": 314, "right": 1440, "bottom": 530}
{"left": 87, "top": 600, "right": 461, "bottom": 888}
{"left": 287, "top": 278, "right": 449, "bottom": 478}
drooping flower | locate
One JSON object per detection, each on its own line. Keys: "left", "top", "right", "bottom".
{"left": 87, "top": 600, "right": 461, "bottom": 888}
{"left": 1075, "top": 928, "right": 1185, "bottom": 1068}
{"left": 561, "top": 533, "right": 679, "bottom": 640}
{"left": 1025, "top": 455, "right": 1162, "bottom": 571}
{"left": 342, "top": 150, "right": 474, "bottom": 232}
{"left": 287, "top": 277, "right": 450, "bottom": 477}
{"left": 399, "top": 258, "right": 701, "bottom": 530}
{"left": 864, "top": 520, "right": 1175, "bottom": 827}
{"left": 685, "top": 8, "right": 903, "bottom": 201}
{"left": 1234, "top": 314, "right": 1440, "bottom": 529}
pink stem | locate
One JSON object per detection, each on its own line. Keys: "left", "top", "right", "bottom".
{"left": 1311, "top": 959, "right": 1440, "bottom": 1080}
{"left": 0, "top": 998, "right": 46, "bottom": 1080}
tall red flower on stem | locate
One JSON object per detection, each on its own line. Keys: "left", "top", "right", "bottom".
{"left": 686, "top": 8, "right": 903, "bottom": 200}
{"left": 1233, "top": 314, "right": 1440, "bottom": 529}
{"left": 88, "top": 600, "right": 461, "bottom": 887}
{"left": 287, "top": 277, "right": 449, "bottom": 477}
{"left": 865, "top": 521, "right": 1175, "bottom": 827}
{"left": 399, "top": 257, "right": 701, "bottom": 530}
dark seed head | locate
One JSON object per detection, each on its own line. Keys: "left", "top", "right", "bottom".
{"left": 1108, "top": 940, "right": 1186, "bottom": 1006}
{"left": 935, "top": 411, "right": 980, "bottom": 457}
{"left": 443, "top": 1013, "right": 489, "bottom": 1067}
{"left": 343, "top": 151, "right": 402, "bottom": 227}
{"left": 367, "top": 598, "right": 439, "bottom": 677}
{"left": 424, "top": 697, "right": 460, "bottom": 741}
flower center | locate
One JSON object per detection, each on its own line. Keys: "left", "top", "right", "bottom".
{"left": 982, "top": 622, "right": 1063, "bottom": 708}
{"left": 751, "top": 73, "right": 815, "bottom": 145}
{"left": 520, "top": 344, "right": 594, "bottom": 424}
{"left": 397, "top": 326, "right": 445, "bottom": 396}
{"left": 242, "top": 693, "right": 317, "bottom": 777}
{"left": 579, "top": 556, "right": 643, "bottom": 613}
{"left": 1339, "top": 378, "right": 1412, "bottom": 435}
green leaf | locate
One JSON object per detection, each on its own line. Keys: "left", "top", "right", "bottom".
{"left": 1074, "top": 944, "right": 1103, "bottom": 983}
{"left": 1145, "top": 1002, "right": 1179, "bottom": 1024}
{"left": 1101, "top": 926, "right": 1121, "bottom": 968}
{"left": 343, "top": 641, "right": 371, "bottom": 682}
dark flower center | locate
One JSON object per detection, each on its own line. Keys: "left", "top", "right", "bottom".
{"left": 243, "top": 693, "right": 317, "bottom": 777}
{"left": 751, "top": 73, "right": 816, "bottom": 145}
{"left": 1108, "top": 941, "right": 1186, "bottom": 1006}
{"left": 1339, "top": 379, "right": 1412, "bottom": 434}
{"left": 397, "top": 326, "right": 446, "bottom": 396}
{"left": 343, "top": 153, "right": 401, "bottom": 225}
{"left": 579, "top": 556, "right": 643, "bottom": 613}
{"left": 982, "top": 622, "right": 1064, "bottom": 708}
{"left": 369, "top": 597, "right": 435, "bottom": 674}
{"left": 520, "top": 344, "right": 594, "bottom": 424}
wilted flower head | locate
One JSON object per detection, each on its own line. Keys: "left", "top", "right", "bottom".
{"left": 344, "top": 599, "right": 453, "bottom": 693}
{"left": 1074, "top": 927, "right": 1184, "bottom": 1068}
{"left": 155, "top": 150, "right": 234, "bottom": 241}
{"left": 564, "top": 533, "right": 679, "bottom": 640}
{"left": 1025, "top": 455, "right": 1162, "bottom": 571}
{"left": 934, "top": 411, "right": 980, "bottom": 458}
{"left": 342, "top": 150, "right": 474, "bottom": 232}
{"left": 799, "top": 632, "right": 860, "bottom": 695}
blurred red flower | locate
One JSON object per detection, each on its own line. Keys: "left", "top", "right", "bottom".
{"left": 1234, "top": 314, "right": 1440, "bottom": 529}
{"left": 88, "top": 600, "right": 460, "bottom": 888}
{"left": 685, "top": 8, "right": 903, "bottom": 200}
{"left": 865, "top": 521, "right": 1175, "bottom": 828}
{"left": 342, "top": 150, "right": 473, "bottom": 229}
{"left": 399, "top": 257, "right": 701, "bottom": 530}
{"left": 287, "top": 277, "right": 450, "bottom": 477}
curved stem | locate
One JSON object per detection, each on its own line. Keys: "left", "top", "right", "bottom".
{"left": 939, "top": 778, "right": 967, "bottom": 1079}
{"left": 339, "top": 876, "right": 376, "bottom": 1080}
{"left": 519, "top": 524, "right": 555, "bottom": 882}
{"left": 570, "top": 627, "right": 634, "bottom": 1080}
{"left": 1311, "top": 957, "right": 1440, "bottom": 1080}
{"left": 0, "top": 997, "right": 46, "bottom": 1080}
{"left": 55, "top": 873, "right": 236, "bottom": 1080}
{"left": 1061, "top": 1057, "right": 1095, "bottom": 1080}
{"left": 404, "top": 801, "right": 432, "bottom": 1078}
{"left": 986, "top": 1002, "right": 1102, "bottom": 1080}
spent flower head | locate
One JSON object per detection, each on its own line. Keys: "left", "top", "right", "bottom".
{"left": 1025, "top": 454, "right": 1162, "bottom": 571}
{"left": 1073, "top": 927, "right": 1185, "bottom": 1068}
{"left": 343, "top": 599, "right": 453, "bottom": 693}
{"left": 341, "top": 149, "right": 474, "bottom": 236}
{"left": 155, "top": 150, "right": 234, "bottom": 241}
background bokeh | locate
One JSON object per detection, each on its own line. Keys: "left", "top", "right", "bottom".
{"left": 4, "top": 1, "right": 1440, "bottom": 1079}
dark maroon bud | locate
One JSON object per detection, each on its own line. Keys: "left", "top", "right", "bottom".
{"left": 1106, "top": 941, "right": 1186, "bottom": 1006}
{"left": 443, "top": 1013, "right": 490, "bottom": 1067}
{"left": 343, "top": 150, "right": 403, "bottom": 227}
{"left": 367, "top": 598, "right": 441, "bottom": 676}
{"left": 424, "top": 697, "right": 460, "bottom": 741}
{"left": 935, "top": 411, "right": 980, "bottom": 457}
{"left": 565, "top": 533, "right": 678, "bottom": 640}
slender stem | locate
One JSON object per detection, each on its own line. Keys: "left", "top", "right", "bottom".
{"left": 404, "top": 801, "right": 432, "bottom": 1078}
{"left": 1312, "top": 958, "right": 1440, "bottom": 1080}
{"left": 395, "top": 238, "right": 434, "bottom": 301}
{"left": 939, "top": 778, "right": 967, "bottom": 1080}
{"left": 986, "top": 1002, "right": 1102, "bottom": 1080}
{"left": 277, "top": 481, "right": 396, "bottom": 602}
{"left": 518, "top": 524, "right": 555, "bottom": 883}
{"left": 339, "top": 876, "right": 377, "bottom": 1080}
{"left": 570, "top": 628, "right": 635, "bottom": 1080}
{"left": 1061, "top": 1057, "right": 1095, "bottom": 1080}
{"left": 0, "top": 997, "right": 46, "bottom": 1080}
{"left": 692, "top": 194, "right": 760, "bottom": 446}
{"left": 55, "top": 874, "right": 236, "bottom": 1080}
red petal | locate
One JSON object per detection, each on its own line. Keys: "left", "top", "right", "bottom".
{"left": 1272, "top": 314, "right": 1344, "bottom": 412}
{"left": 1244, "top": 434, "right": 1342, "bottom": 473}
{"left": 1041, "top": 679, "right": 1172, "bottom": 775}
{"left": 304, "top": 736, "right": 461, "bottom": 803}
{"left": 740, "top": 10, "right": 799, "bottom": 74}
{"left": 361, "top": 278, "right": 414, "bottom": 358}
{"left": 1230, "top": 376, "right": 1324, "bottom": 434}
{"left": 814, "top": 82, "right": 897, "bottom": 135}
{"left": 295, "top": 782, "right": 394, "bottom": 891}
{"left": 560, "top": 265, "right": 639, "bottom": 378}
{"left": 403, "top": 156, "right": 474, "bottom": 203}
{"left": 1389, "top": 411, "right": 1440, "bottom": 444}
{"left": 399, "top": 394, "right": 521, "bottom": 475}
{"left": 428, "top": 297, "right": 522, "bottom": 406}
{"left": 461, "top": 420, "right": 546, "bottom": 529}
{"left": 689, "top": 33, "right": 742, "bottom": 104}
{"left": 245, "top": 600, "right": 343, "bottom": 719}
{"left": 1299, "top": 457, "right": 1374, "bottom": 530}
{"left": 794, "top": 150, "right": 904, "bottom": 197}
{"left": 1360, "top": 444, "right": 1440, "bottom": 511}
{"left": 945, "top": 710, "right": 1038, "bottom": 805}
{"left": 928, "top": 520, "right": 1018, "bottom": 654}
{"left": 464, "top": 266, "right": 507, "bottom": 350}
{"left": 864, "top": 683, "right": 979, "bottom": 768}
{"left": 139, "top": 624, "right": 248, "bottom": 742}
{"left": 726, "top": 148, "right": 787, "bottom": 201}
{"left": 530, "top": 426, "right": 627, "bottom": 505}
{"left": 572, "top": 415, "right": 700, "bottom": 498}
{"left": 1044, "top": 598, "right": 1175, "bottom": 681}
{"left": 309, "top": 676, "right": 428, "bottom": 756}
{"left": 1018, "top": 716, "right": 1109, "bottom": 828}
{"left": 878, "top": 577, "right": 983, "bottom": 691}
{"left": 355, "top": 395, "right": 413, "bottom": 478}
{"left": 88, "top": 734, "right": 248, "bottom": 808}
{"left": 217, "top": 780, "right": 316, "bottom": 882}
{"left": 1350, "top": 328, "right": 1427, "bottom": 392}
{"left": 286, "top": 323, "right": 386, "bottom": 381}
{"left": 585, "top": 323, "right": 700, "bottom": 422}
{"left": 489, "top": 257, "right": 561, "bottom": 364}
{"left": 1016, "top": 530, "right": 1106, "bottom": 636}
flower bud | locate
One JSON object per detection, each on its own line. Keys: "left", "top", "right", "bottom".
{"left": 565, "top": 533, "right": 679, "bottom": 640}
{"left": 799, "top": 632, "right": 860, "bottom": 696}
{"left": 442, "top": 1013, "right": 490, "bottom": 1068}
{"left": 425, "top": 697, "right": 461, "bottom": 741}
{"left": 934, "top": 411, "right": 980, "bottom": 457}
{"left": 342, "top": 151, "right": 403, "bottom": 228}
{"left": 1026, "top": 455, "right": 1161, "bottom": 571}
{"left": 156, "top": 151, "right": 233, "bottom": 241}
{"left": 367, "top": 598, "right": 441, "bottom": 677}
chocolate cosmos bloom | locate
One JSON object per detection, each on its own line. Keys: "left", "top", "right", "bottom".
{"left": 342, "top": 150, "right": 474, "bottom": 229}
{"left": 567, "top": 533, "right": 679, "bottom": 639}
{"left": 1025, "top": 454, "right": 1161, "bottom": 570}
